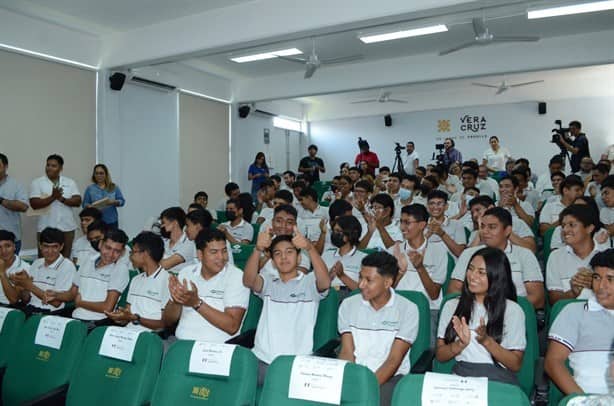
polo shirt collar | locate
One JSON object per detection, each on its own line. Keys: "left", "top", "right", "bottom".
{"left": 334, "top": 246, "right": 357, "bottom": 257}
{"left": 149, "top": 267, "right": 163, "bottom": 279}
{"left": 430, "top": 216, "right": 449, "bottom": 227}
{"left": 587, "top": 298, "right": 612, "bottom": 313}
{"left": 404, "top": 237, "right": 427, "bottom": 252}
{"left": 565, "top": 243, "right": 599, "bottom": 259}
{"left": 361, "top": 288, "right": 396, "bottom": 309}
{"left": 231, "top": 219, "right": 246, "bottom": 228}
{"left": 44, "top": 255, "right": 65, "bottom": 270}
{"left": 275, "top": 271, "right": 305, "bottom": 283}
{"left": 504, "top": 241, "right": 513, "bottom": 254}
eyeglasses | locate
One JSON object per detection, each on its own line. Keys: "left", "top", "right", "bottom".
{"left": 400, "top": 220, "right": 421, "bottom": 226}
{"left": 427, "top": 201, "right": 446, "bottom": 207}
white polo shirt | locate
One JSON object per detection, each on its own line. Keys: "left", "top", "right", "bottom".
{"left": 451, "top": 242, "right": 543, "bottom": 297}
{"left": 502, "top": 199, "right": 535, "bottom": 220}
{"left": 163, "top": 233, "right": 196, "bottom": 274}
{"left": 403, "top": 151, "right": 420, "bottom": 175}
{"left": 321, "top": 247, "right": 366, "bottom": 288}
{"left": 483, "top": 148, "right": 511, "bottom": 172}
{"left": 426, "top": 216, "right": 467, "bottom": 258}
{"left": 260, "top": 249, "right": 312, "bottom": 279}
{"left": 0, "top": 256, "right": 30, "bottom": 305}
{"left": 125, "top": 267, "right": 170, "bottom": 332}
{"left": 221, "top": 219, "right": 254, "bottom": 243}
{"left": 391, "top": 239, "right": 448, "bottom": 309}
{"left": 477, "top": 178, "right": 499, "bottom": 200}
{"left": 71, "top": 235, "right": 97, "bottom": 268}
{"left": 546, "top": 245, "right": 601, "bottom": 298}
{"left": 468, "top": 217, "right": 534, "bottom": 243}
{"left": 29, "top": 175, "right": 79, "bottom": 232}
{"left": 28, "top": 255, "right": 75, "bottom": 310}
{"left": 253, "top": 271, "right": 328, "bottom": 364}
{"left": 72, "top": 254, "right": 130, "bottom": 321}
{"left": 437, "top": 298, "right": 526, "bottom": 365}
{"left": 540, "top": 197, "right": 567, "bottom": 225}
{"left": 338, "top": 289, "right": 419, "bottom": 376}
{"left": 175, "top": 263, "right": 249, "bottom": 342}
{"left": 300, "top": 206, "right": 329, "bottom": 241}
{"left": 548, "top": 226, "right": 610, "bottom": 252}
{"left": 549, "top": 299, "right": 614, "bottom": 395}
{"left": 600, "top": 206, "right": 613, "bottom": 227}
{"left": 258, "top": 207, "right": 275, "bottom": 223}
{"left": 366, "top": 221, "right": 403, "bottom": 250}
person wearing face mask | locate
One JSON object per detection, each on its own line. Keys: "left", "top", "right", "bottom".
{"left": 218, "top": 199, "right": 254, "bottom": 245}
{"left": 71, "top": 207, "right": 102, "bottom": 267}
{"left": 159, "top": 206, "right": 196, "bottom": 274}
{"left": 321, "top": 215, "right": 366, "bottom": 302}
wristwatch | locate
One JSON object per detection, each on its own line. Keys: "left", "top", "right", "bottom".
{"left": 193, "top": 299, "right": 204, "bottom": 311}
{"left": 131, "top": 314, "right": 141, "bottom": 325}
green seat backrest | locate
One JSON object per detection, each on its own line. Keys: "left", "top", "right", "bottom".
{"left": 260, "top": 355, "right": 379, "bottom": 406}
{"left": 464, "top": 227, "right": 472, "bottom": 243}
{"left": 433, "top": 294, "right": 539, "bottom": 397}
{"left": 241, "top": 292, "right": 263, "bottom": 334}
{"left": 396, "top": 290, "right": 431, "bottom": 366}
{"left": 441, "top": 254, "right": 455, "bottom": 295}
{"left": 2, "top": 315, "right": 87, "bottom": 405}
{"left": 391, "top": 373, "right": 531, "bottom": 405}
{"left": 0, "top": 308, "right": 25, "bottom": 369}
{"left": 251, "top": 224, "right": 261, "bottom": 244}
{"left": 312, "top": 181, "right": 331, "bottom": 201}
{"left": 217, "top": 210, "right": 227, "bottom": 223}
{"left": 151, "top": 340, "right": 258, "bottom": 406}
{"left": 547, "top": 299, "right": 586, "bottom": 406}
{"left": 117, "top": 269, "right": 141, "bottom": 308}
{"left": 319, "top": 200, "right": 330, "bottom": 207}
{"left": 543, "top": 227, "right": 556, "bottom": 266}
{"left": 66, "top": 326, "right": 163, "bottom": 406}
{"left": 359, "top": 248, "right": 378, "bottom": 255}
{"left": 232, "top": 244, "right": 256, "bottom": 271}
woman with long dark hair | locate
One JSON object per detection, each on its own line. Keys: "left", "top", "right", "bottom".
{"left": 435, "top": 247, "right": 526, "bottom": 385}
{"left": 248, "top": 152, "right": 269, "bottom": 200}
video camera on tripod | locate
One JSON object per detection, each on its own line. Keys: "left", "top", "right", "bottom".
{"left": 551, "top": 120, "right": 572, "bottom": 147}
{"left": 432, "top": 143, "right": 445, "bottom": 167}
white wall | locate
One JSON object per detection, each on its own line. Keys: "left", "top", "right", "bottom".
{"left": 310, "top": 97, "right": 614, "bottom": 178}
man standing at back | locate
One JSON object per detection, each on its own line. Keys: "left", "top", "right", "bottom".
{"left": 298, "top": 145, "right": 325, "bottom": 185}
{"left": 403, "top": 142, "right": 419, "bottom": 175}
{"left": 0, "top": 153, "right": 28, "bottom": 254}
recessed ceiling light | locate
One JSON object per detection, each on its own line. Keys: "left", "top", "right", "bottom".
{"left": 230, "top": 48, "right": 302, "bottom": 63}
{"left": 359, "top": 24, "right": 448, "bottom": 44}
{"left": 528, "top": 1, "right": 614, "bottom": 19}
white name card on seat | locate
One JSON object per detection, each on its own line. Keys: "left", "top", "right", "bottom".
{"left": 99, "top": 327, "right": 143, "bottom": 362}
{"left": 188, "top": 341, "right": 236, "bottom": 376}
{"left": 421, "top": 372, "right": 488, "bottom": 406}
{"left": 0, "top": 307, "right": 15, "bottom": 332}
{"left": 288, "top": 356, "right": 347, "bottom": 405}
{"left": 34, "top": 315, "right": 72, "bottom": 350}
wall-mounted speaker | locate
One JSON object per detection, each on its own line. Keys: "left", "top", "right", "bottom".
{"left": 238, "top": 105, "right": 251, "bottom": 118}
{"left": 538, "top": 102, "right": 547, "bottom": 115}
{"left": 384, "top": 114, "right": 392, "bottom": 127}
{"left": 109, "top": 72, "right": 126, "bottom": 91}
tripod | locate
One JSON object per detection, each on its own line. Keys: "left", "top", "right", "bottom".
{"left": 392, "top": 150, "right": 405, "bottom": 175}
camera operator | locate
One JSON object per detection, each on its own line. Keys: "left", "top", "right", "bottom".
{"left": 557, "top": 121, "right": 590, "bottom": 173}
{"left": 403, "top": 141, "right": 420, "bottom": 175}
{"left": 442, "top": 138, "right": 463, "bottom": 170}
{"left": 355, "top": 138, "right": 379, "bottom": 177}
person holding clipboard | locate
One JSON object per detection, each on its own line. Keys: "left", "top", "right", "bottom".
{"left": 82, "top": 164, "right": 125, "bottom": 229}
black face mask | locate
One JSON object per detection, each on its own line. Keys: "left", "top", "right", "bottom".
{"left": 90, "top": 239, "right": 101, "bottom": 252}
{"left": 331, "top": 232, "right": 346, "bottom": 248}
{"left": 225, "top": 211, "right": 237, "bottom": 222}
{"left": 159, "top": 227, "right": 171, "bottom": 239}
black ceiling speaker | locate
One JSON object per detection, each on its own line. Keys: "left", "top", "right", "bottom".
{"left": 238, "top": 105, "right": 251, "bottom": 118}
{"left": 538, "top": 102, "right": 547, "bottom": 115}
{"left": 384, "top": 114, "right": 392, "bottom": 127}
{"left": 109, "top": 72, "right": 126, "bottom": 91}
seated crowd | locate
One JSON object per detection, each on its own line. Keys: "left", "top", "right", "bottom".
{"left": 0, "top": 144, "right": 613, "bottom": 406}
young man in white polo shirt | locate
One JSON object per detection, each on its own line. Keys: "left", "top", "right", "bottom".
{"left": 540, "top": 175, "right": 584, "bottom": 236}
{"left": 71, "top": 207, "right": 102, "bottom": 267}
{"left": 59, "top": 229, "right": 129, "bottom": 325}
{"left": 10, "top": 227, "right": 76, "bottom": 315}
{"left": 391, "top": 204, "right": 447, "bottom": 344}
{"left": 0, "top": 230, "right": 30, "bottom": 306}
{"left": 106, "top": 231, "right": 169, "bottom": 332}
{"left": 243, "top": 229, "right": 330, "bottom": 385}
{"left": 163, "top": 229, "right": 249, "bottom": 343}
{"left": 546, "top": 204, "right": 604, "bottom": 305}
{"left": 218, "top": 199, "right": 254, "bottom": 244}
{"left": 159, "top": 206, "right": 196, "bottom": 274}
{"left": 497, "top": 176, "right": 535, "bottom": 228}
{"left": 545, "top": 249, "right": 614, "bottom": 396}
{"left": 448, "top": 208, "right": 545, "bottom": 309}
{"left": 29, "top": 154, "right": 81, "bottom": 258}
{"left": 298, "top": 188, "right": 329, "bottom": 242}
{"left": 338, "top": 251, "right": 419, "bottom": 406}
{"left": 425, "top": 190, "right": 467, "bottom": 258}
{"left": 600, "top": 176, "right": 614, "bottom": 243}
{"left": 359, "top": 193, "right": 403, "bottom": 251}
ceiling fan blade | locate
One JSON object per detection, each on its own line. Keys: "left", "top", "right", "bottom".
{"left": 350, "top": 99, "right": 378, "bottom": 104}
{"left": 510, "top": 80, "right": 544, "bottom": 87}
{"left": 472, "top": 17, "right": 487, "bottom": 36}
{"left": 387, "top": 99, "right": 409, "bottom": 104}
{"left": 321, "top": 54, "right": 363, "bottom": 65}
{"left": 492, "top": 36, "right": 540, "bottom": 42}
{"left": 471, "top": 82, "right": 499, "bottom": 88}
{"left": 304, "top": 64, "right": 318, "bottom": 79}
{"left": 439, "top": 41, "right": 478, "bottom": 56}
{"left": 496, "top": 87, "right": 508, "bottom": 95}
{"left": 276, "top": 55, "right": 307, "bottom": 64}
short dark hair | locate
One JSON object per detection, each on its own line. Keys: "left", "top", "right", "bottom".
{"left": 291, "top": 180, "right": 306, "bottom": 191}
{"left": 427, "top": 190, "right": 448, "bottom": 202}
{"left": 416, "top": 166, "right": 427, "bottom": 175}
{"left": 371, "top": 193, "right": 395, "bottom": 217}
{"left": 469, "top": 195, "right": 495, "bottom": 209}
{"left": 195, "top": 229, "right": 226, "bottom": 251}
{"left": 226, "top": 198, "right": 241, "bottom": 210}
{"left": 549, "top": 156, "right": 564, "bottom": 166}
{"left": 87, "top": 220, "right": 107, "bottom": 234}
{"left": 498, "top": 175, "right": 519, "bottom": 188}
{"left": 515, "top": 158, "right": 530, "bottom": 167}
{"left": 462, "top": 169, "right": 478, "bottom": 179}
{"left": 79, "top": 207, "right": 102, "bottom": 220}
{"left": 349, "top": 166, "right": 363, "bottom": 176}
{"left": 602, "top": 175, "right": 614, "bottom": 190}
{"left": 361, "top": 251, "right": 398, "bottom": 281}
{"left": 186, "top": 208, "right": 213, "bottom": 229}
{"left": 482, "top": 207, "right": 512, "bottom": 228}
{"left": 462, "top": 161, "right": 479, "bottom": 171}
{"left": 379, "top": 166, "right": 391, "bottom": 173}
{"left": 194, "top": 191, "right": 208, "bottom": 201}
{"left": 299, "top": 188, "right": 319, "bottom": 202}
{"left": 46, "top": 154, "right": 64, "bottom": 166}
{"left": 335, "top": 215, "right": 362, "bottom": 246}
{"left": 188, "top": 203, "right": 203, "bottom": 211}
{"left": 160, "top": 206, "right": 186, "bottom": 228}
{"left": 0, "top": 153, "right": 7, "bottom": 166}
{"left": 259, "top": 179, "right": 274, "bottom": 191}
{"left": 103, "top": 229, "right": 129, "bottom": 245}
{"left": 308, "top": 144, "right": 318, "bottom": 151}
{"left": 354, "top": 180, "right": 373, "bottom": 193}
{"left": 559, "top": 204, "right": 599, "bottom": 236}
{"left": 270, "top": 174, "right": 281, "bottom": 184}
{"left": 283, "top": 170, "right": 296, "bottom": 178}
{"left": 339, "top": 175, "right": 353, "bottom": 186}
{"left": 39, "top": 227, "right": 64, "bottom": 245}
{"left": 270, "top": 235, "right": 298, "bottom": 253}
{"left": 561, "top": 175, "right": 584, "bottom": 191}
{"left": 0, "top": 230, "right": 16, "bottom": 243}
{"left": 401, "top": 204, "right": 429, "bottom": 223}
{"left": 274, "top": 204, "right": 297, "bottom": 219}
{"left": 569, "top": 120, "right": 582, "bottom": 129}
{"left": 329, "top": 199, "right": 352, "bottom": 221}
{"left": 274, "top": 189, "right": 294, "bottom": 203}
{"left": 590, "top": 248, "right": 614, "bottom": 270}
{"left": 389, "top": 172, "right": 402, "bottom": 182}
{"left": 132, "top": 231, "right": 164, "bottom": 262}
{"left": 407, "top": 141, "right": 414, "bottom": 146}
{"left": 511, "top": 168, "right": 528, "bottom": 181}
{"left": 550, "top": 171, "right": 566, "bottom": 181}
{"left": 224, "top": 182, "right": 240, "bottom": 196}
{"left": 594, "top": 163, "right": 610, "bottom": 175}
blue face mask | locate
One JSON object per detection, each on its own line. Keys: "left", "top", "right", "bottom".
{"left": 399, "top": 188, "right": 412, "bottom": 201}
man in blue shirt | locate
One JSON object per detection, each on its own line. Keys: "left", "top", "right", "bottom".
{"left": 0, "top": 154, "right": 28, "bottom": 253}
{"left": 442, "top": 138, "right": 463, "bottom": 170}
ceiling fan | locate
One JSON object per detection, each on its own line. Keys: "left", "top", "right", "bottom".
{"left": 439, "top": 17, "right": 539, "bottom": 56}
{"left": 472, "top": 79, "right": 544, "bottom": 95}
{"left": 351, "top": 90, "right": 408, "bottom": 104}
{"left": 277, "top": 39, "right": 363, "bottom": 79}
